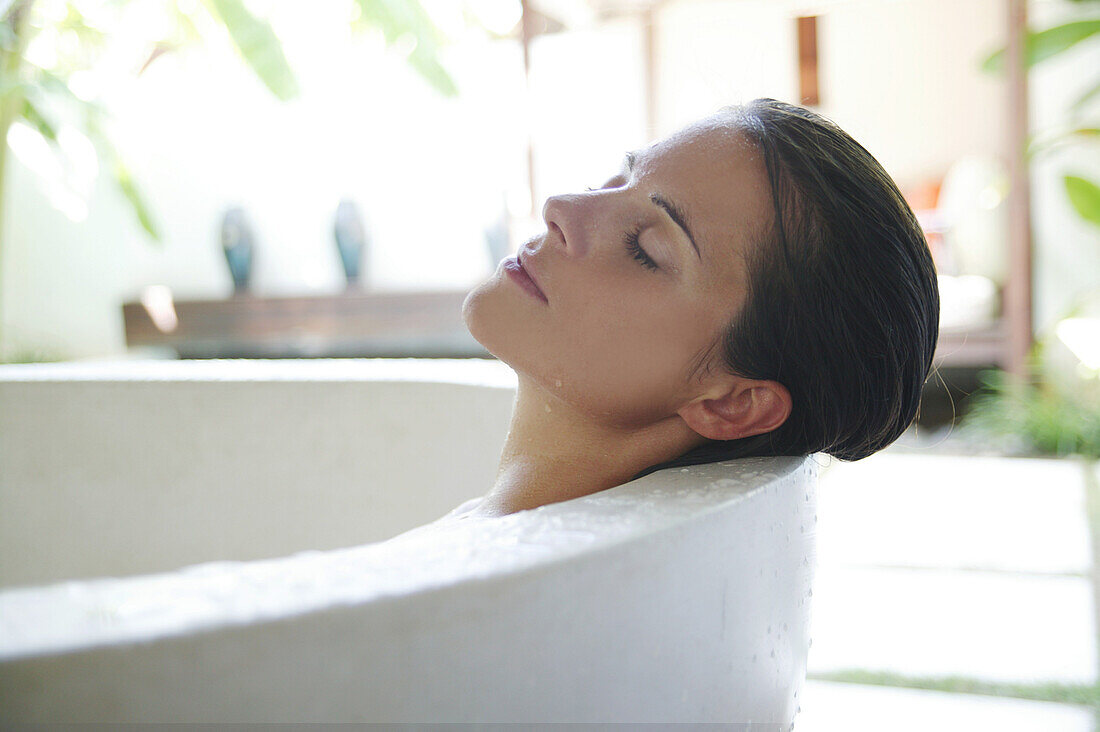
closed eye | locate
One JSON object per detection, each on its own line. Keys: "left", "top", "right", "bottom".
{"left": 624, "top": 225, "right": 659, "bottom": 272}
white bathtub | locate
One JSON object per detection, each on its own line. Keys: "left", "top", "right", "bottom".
{"left": 0, "top": 358, "right": 817, "bottom": 725}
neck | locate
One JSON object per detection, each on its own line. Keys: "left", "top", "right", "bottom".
{"left": 470, "top": 374, "right": 705, "bottom": 517}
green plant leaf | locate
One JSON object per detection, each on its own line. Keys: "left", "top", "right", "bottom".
{"left": 19, "top": 96, "right": 56, "bottom": 141}
{"left": 111, "top": 155, "right": 161, "bottom": 242}
{"left": 1064, "top": 174, "right": 1100, "bottom": 228}
{"left": 0, "top": 16, "right": 16, "bottom": 52}
{"left": 84, "top": 114, "right": 162, "bottom": 243}
{"left": 354, "top": 0, "right": 457, "bottom": 96}
{"left": 981, "top": 19, "right": 1100, "bottom": 73}
{"left": 1026, "top": 126, "right": 1100, "bottom": 158}
{"left": 963, "top": 365, "right": 1100, "bottom": 458}
{"left": 0, "top": 77, "right": 27, "bottom": 102}
{"left": 407, "top": 44, "right": 457, "bottom": 96}
{"left": 202, "top": 0, "right": 298, "bottom": 101}
{"left": 1072, "top": 77, "right": 1100, "bottom": 112}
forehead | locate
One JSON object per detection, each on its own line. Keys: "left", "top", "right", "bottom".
{"left": 634, "top": 116, "right": 773, "bottom": 287}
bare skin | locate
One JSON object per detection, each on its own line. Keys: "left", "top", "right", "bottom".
{"left": 461, "top": 110, "right": 792, "bottom": 517}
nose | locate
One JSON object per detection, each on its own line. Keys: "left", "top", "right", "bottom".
{"left": 541, "top": 193, "right": 591, "bottom": 258}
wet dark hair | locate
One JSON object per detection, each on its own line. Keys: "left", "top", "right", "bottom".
{"left": 631, "top": 98, "right": 940, "bottom": 481}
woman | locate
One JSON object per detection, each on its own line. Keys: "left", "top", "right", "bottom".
{"left": 460, "top": 98, "right": 940, "bottom": 518}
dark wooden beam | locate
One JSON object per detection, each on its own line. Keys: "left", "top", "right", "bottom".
{"left": 520, "top": 0, "right": 537, "bottom": 217}
{"left": 797, "top": 15, "right": 820, "bottom": 107}
{"left": 1005, "top": 0, "right": 1034, "bottom": 377}
{"left": 643, "top": 5, "right": 659, "bottom": 139}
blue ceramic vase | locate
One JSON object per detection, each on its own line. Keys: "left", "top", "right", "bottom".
{"left": 220, "top": 207, "right": 255, "bottom": 293}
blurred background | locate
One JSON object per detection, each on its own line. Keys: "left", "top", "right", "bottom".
{"left": 2, "top": 0, "right": 1100, "bottom": 728}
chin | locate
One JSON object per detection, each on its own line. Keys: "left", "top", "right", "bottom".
{"left": 462, "top": 275, "right": 509, "bottom": 361}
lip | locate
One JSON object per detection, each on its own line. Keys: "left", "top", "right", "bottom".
{"left": 504, "top": 254, "right": 548, "bottom": 304}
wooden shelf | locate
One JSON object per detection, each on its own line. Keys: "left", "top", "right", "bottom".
{"left": 122, "top": 290, "right": 490, "bottom": 359}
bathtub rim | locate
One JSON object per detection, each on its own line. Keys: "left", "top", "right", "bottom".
{"left": 0, "top": 356, "right": 519, "bottom": 387}
{"left": 0, "top": 453, "right": 818, "bottom": 663}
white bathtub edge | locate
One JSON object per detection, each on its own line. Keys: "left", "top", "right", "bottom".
{"left": 0, "top": 454, "right": 815, "bottom": 663}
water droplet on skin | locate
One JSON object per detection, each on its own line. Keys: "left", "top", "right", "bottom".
{"left": 544, "top": 403, "right": 551, "bottom": 412}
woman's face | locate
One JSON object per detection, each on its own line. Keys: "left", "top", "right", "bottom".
{"left": 463, "top": 112, "right": 774, "bottom": 430}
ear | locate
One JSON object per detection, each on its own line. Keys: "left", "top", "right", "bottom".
{"left": 677, "top": 379, "right": 792, "bottom": 442}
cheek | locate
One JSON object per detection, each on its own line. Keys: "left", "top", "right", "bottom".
{"left": 553, "top": 293, "right": 707, "bottom": 426}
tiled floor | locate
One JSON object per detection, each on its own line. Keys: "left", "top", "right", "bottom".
{"left": 795, "top": 449, "right": 1098, "bottom": 731}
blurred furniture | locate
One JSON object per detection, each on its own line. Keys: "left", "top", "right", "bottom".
{"left": 934, "top": 319, "right": 1008, "bottom": 369}
{"left": 915, "top": 206, "right": 1011, "bottom": 370}
{"left": 122, "top": 290, "right": 489, "bottom": 359}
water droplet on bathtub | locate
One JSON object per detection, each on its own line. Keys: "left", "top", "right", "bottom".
{"left": 783, "top": 623, "right": 788, "bottom": 631}
{"left": 808, "top": 588, "right": 813, "bottom": 597}
{"left": 809, "top": 638, "right": 813, "bottom": 647}
{"left": 752, "top": 654, "right": 757, "bottom": 662}
{"left": 555, "top": 379, "right": 562, "bottom": 387}
{"left": 774, "top": 568, "right": 779, "bottom": 578}
{"left": 680, "top": 468, "right": 690, "bottom": 473}
{"left": 786, "top": 533, "right": 790, "bottom": 543}
{"left": 800, "top": 524, "right": 805, "bottom": 533}
{"left": 770, "top": 649, "right": 776, "bottom": 658}
{"left": 767, "top": 625, "right": 772, "bottom": 633}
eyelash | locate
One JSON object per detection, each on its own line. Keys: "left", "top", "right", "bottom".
{"left": 624, "top": 224, "right": 659, "bottom": 271}
{"left": 584, "top": 182, "right": 658, "bottom": 272}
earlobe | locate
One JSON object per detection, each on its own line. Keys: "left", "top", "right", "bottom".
{"left": 678, "top": 380, "right": 792, "bottom": 442}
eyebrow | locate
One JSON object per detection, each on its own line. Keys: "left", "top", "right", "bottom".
{"left": 624, "top": 152, "right": 702, "bottom": 261}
